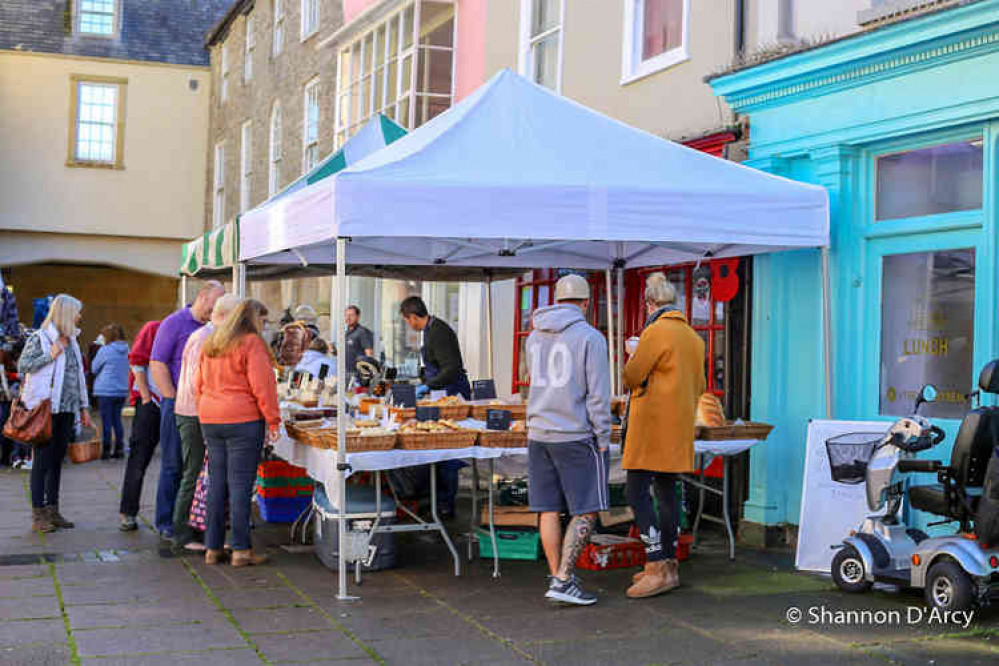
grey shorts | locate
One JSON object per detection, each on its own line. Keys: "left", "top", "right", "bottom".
{"left": 528, "top": 438, "right": 609, "bottom": 516}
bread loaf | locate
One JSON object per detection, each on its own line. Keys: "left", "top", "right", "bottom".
{"left": 696, "top": 393, "right": 725, "bottom": 427}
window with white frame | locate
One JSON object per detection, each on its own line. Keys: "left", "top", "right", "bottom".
{"left": 303, "top": 78, "right": 320, "bottom": 172}
{"left": 240, "top": 121, "right": 252, "bottom": 212}
{"left": 213, "top": 142, "right": 225, "bottom": 228}
{"left": 244, "top": 15, "right": 255, "bottom": 83}
{"left": 273, "top": 0, "right": 285, "bottom": 56}
{"left": 269, "top": 102, "right": 282, "bottom": 196}
{"left": 621, "top": 0, "right": 689, "bottom": 84}
{"left": 334, "top": 1, "right": 454, "bottom": 147}
{"left": 519, "top": 0, "right": 563, "bottom": 92}
{"left": 220, "top": 43, "right": 230, "bottom": 103}
{"left": 70, "top": 78, "right": 125, "bottom": 167}
{"left": 77, "top": 0, "right": 117, "bottom": 36}
{"left": 301, "top": 0, "right": 319, "bottom": 40}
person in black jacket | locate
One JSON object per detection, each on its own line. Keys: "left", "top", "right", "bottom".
{"left": 400, "top": 296, "right": 470, "bottom": 399}
{"left": 399, "top": 296, "right": 469, "bottom": 519}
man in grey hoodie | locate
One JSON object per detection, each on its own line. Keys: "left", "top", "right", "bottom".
{"left": 526, "top": 274, "right": 611, "bottom": 605}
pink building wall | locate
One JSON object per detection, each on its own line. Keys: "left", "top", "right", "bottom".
{"left": 340, "top": 0, "right": 488, "bottom": 102}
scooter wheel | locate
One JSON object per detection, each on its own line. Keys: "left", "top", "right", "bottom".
{"left": 831, "top": 546, "right": 872, "bottom": 593}
{"left": 925, "top": 560, "right": 975, "bottom": 612}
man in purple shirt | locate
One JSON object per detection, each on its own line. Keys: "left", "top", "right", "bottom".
{"left": 150, "top": 281, "right": 224, "bottom": 538}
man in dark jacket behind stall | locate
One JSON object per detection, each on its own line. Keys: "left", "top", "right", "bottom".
{"left": 400, "top": 296, "right": 470, "bottom": 518}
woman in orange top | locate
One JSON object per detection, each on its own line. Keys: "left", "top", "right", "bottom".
{"left": 195, "top": 299, "right": 279, "bottom": 567}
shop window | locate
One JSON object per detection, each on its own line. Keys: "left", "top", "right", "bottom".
{"left": 880, "top": 248, "right": 975, "bottom": 419}
{"left": 334, "top": 1, "right": 454, "bottom": 147}
{"left": 875, "top": 138, "right": 983, "bottom": 221}
{"left": 622, "top": 0, "right": 689, "bottom": 84}
{"left": 520, "top": 0, "right": 563, "bottom": 92}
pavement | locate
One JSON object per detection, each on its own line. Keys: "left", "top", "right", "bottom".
{"left": 0, "top": 451, "right": 996, "bottom": 666}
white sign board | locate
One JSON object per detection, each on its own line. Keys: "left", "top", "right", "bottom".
{"left": 795, "top": 419, "right": 888, "bottom": 573}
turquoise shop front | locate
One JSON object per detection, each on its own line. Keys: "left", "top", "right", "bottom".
{"left": 711, "top": 0, "right": 999, "bottom": 535}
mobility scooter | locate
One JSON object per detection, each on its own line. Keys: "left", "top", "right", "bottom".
{"left": 829, "top": 361, "right": 999, "bottom": 611}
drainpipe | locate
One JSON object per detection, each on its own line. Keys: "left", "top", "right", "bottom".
{"left": 735, "top": 0, "right": 746, "bottom": 56}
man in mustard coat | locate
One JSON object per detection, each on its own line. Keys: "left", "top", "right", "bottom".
{"left": 622, "top": 272, "right": 706, "bottom": 598}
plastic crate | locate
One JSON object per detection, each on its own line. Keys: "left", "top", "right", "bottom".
{"left": 625, "top": 526, "right": 693, "bottom": 562}
{"left": 257, "top": 461, "right": 309, "bottom": 480}
{"left": 257, "top": 494, "right": 312, "bottom": 523}
{"left": 256, "top": 476, "right": 315, "bottom": 490}
{"left": 256, "top": 486, "right": 315, "bottom": 499}
{"left": 476, "top": 528, "right": 540, "bottom": 561}
{"left": 576, "top": 535, "right": 646, "bottom": 571}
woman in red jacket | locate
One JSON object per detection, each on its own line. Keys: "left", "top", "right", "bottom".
{"left": 195, "top": 299, "right": 279, "bottom": 567}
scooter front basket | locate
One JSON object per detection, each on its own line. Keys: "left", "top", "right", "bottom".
{"left": 826, "top": 433, "right": 883, "bottom": 484}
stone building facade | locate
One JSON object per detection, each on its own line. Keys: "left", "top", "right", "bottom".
{"left": 204, "top": 0, "right": 344, "bottom": 326}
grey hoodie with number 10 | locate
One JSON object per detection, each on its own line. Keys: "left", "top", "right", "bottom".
{"left": 526, "top": 304, "right": 611, "bottom": 449}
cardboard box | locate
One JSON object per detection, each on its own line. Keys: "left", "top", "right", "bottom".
{"left": 480, "top": 505, "right": 540, "bottom": 528}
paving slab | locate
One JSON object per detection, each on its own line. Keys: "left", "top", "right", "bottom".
{"left": 66, "top": 601, "right": 223, "bottom": 630}
{"left": 79, "top": 646, "right": 261, "bottom": 665}
{"left": 0, "top": 619, "right": 67, "bottom": 649}
{"left": 234, "top": 605, "right": 333, "bottom": 633}
{"left": 250, "top": 629, "right": 372, "bottom": 662}
{"left": 365, "top": 635, "right": 527, "bottom": 666}
{"left": 73, "top": 621, "right": 247, "bottom": 658}
{"left": 0, "top": 642, "right": 70, "bottom": 666}
{"left": 869, "top": 635, "right": 999, "bottom": 665}
{"left": 0, "top": 574, "right": 55, "bottom": 599}
{"left": 0, "top": 594, "right": 61, "bottom": 620}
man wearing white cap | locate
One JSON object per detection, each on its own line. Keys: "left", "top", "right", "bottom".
{"left": 526, "top": 273, "right": 611, "bottom": 606}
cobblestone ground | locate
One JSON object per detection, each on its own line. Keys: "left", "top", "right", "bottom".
{"left": 0, "top": 451, "right": 996, "bottom": 665}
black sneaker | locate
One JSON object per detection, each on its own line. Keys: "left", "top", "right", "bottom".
{"left": 119, "top": 515, "right": 138, "bottom": 532}
{"left": 545, "top": 575, "right": 597, "bottom": 606}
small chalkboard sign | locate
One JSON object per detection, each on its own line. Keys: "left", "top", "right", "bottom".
{"left": 291, "top": 371, "right": 304, "bottom": 387}
{"left": 472, "top": 379, "right": 497, "bottom": 400}
{"left": 317, "top": 364, "right": 330, "bottom": 381}
{"left": 391, "top": 383, "right": 417, "bottom": 408}
{"left": 486, "top": 409, "right": 512, "bottom": 431}
{"left": 416, "top": 406, "right": 441, "bottom": 422}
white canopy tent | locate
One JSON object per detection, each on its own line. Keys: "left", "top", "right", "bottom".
{"left": 239, "top": 69, "right": 830, "bottom": 599}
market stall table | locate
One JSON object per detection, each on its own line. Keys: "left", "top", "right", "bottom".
{"left": 271, "top": 432, "right": 526, "bottom": 580}
{"left": 682, "top": 439, "right": 765, "bottom": 561}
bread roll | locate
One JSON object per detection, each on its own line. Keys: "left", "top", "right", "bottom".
{"left": 696, "top": 393, "right": 725, "bottom": 427}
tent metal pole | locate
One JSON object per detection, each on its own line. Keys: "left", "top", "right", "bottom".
{"left": 821, "top": 247, "right": 834, "bottom": 418}
{"left": 334, "top": 238, "right": 353, "bottom": 600}
{"left": 179, "top": 275, "right": 187, "bottom": 310}
{"left": 616, "top": 267, "right": 624, "bottom": 394}
{"left": 485, "top": 276, "right": 494, "bottom": 378}
{"left": 605, "top": 270, "right": 615, "bottom": 395}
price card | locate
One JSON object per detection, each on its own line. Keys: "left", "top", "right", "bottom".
{"left": 391, "top": 383, "right": 417, "bottom": 408}
{"left": 416, "top": 406, "right": 441, "bottom": 422}
{"left": 486, "top": 409, "right": 512, "bottom": 431}
{"left": 472, "top": 379, "right": 497, "bottom": 400}
{"left": 429, "top": 389, "right": 447, "bottom": 402}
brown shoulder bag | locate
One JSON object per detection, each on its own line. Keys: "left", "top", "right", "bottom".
{"left": 2, "top": 337, "right": 57, "bottom": 447}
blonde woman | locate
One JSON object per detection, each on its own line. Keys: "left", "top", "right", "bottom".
{"left": 195, "top": 299, "right": 279, "bottom": 567}
{"left": 18, "top": 295, "right": 92, "bottom": 533}
{"left": 622, "top": 273, "right": 705, "bottom": 598}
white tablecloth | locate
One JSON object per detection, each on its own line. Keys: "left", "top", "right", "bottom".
{"left": 694, "top": 439, "right": 759, "bottom": 457}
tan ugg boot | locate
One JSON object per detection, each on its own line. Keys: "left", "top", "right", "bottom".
{"left": 663, "top": 558, "right": 680, "bottom": 591}
{"left": 626, "top": 560, "right": 675, "bottom": 598}
{"left": 205, "top": 549, "right": 227, "bottom": 565}
{"left": 32, "top": 508, "right": 56, "bottom": 533}
{"left": 231, "top": 550, "right": 269, "bottom": 567}
{"left": 632, "top": 563, "right": 653, "bottom": 583}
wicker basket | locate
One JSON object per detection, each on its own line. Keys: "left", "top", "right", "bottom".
{"left": 696, "top": 422, "right": 774, "bottom": 441}
{"left": 68, "top": 438, "right": 101, "bottom": 464}
{"left": 477, "top": 430, "right": 527, "bottom": 448}
{"left": 390, "top": 404, "right": 471, "bottom": 421}
{"left": 470, "top": 403, "right": 526, "bottom": 421}
{"left": 317, "top": 430, "right": 397, "bottom": 452}
{"left": 397, "top": 430, "right": 478, "bottom": 450}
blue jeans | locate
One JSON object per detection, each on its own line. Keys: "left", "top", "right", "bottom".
{"left": 97, "top": 396, "right": 125, "bottom": 453}
{"left": 202, "top": 420, "right": 264, "bottom": 551}
{"left": 155, "top": 398, "right": 183, "bottom": 534}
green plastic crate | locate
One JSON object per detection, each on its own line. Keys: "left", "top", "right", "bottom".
{"left": 476, "top": 528, "right": 540, "bottom": 561}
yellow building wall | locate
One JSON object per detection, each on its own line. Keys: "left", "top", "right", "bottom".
{"left": 0, "top": 51, "right": 211, "bottom": 241}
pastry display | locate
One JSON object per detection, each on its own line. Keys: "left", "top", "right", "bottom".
{"left": 695, "top": 393, "right": 725, "bottom": 428}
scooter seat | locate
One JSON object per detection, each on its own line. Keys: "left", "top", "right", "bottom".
{"left": 908, "top": 484, "right": 950, "bottom": 517}
{"left": 908, "top": 484, "right": 982, "bottom": 520}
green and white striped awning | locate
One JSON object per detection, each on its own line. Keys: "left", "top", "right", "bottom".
{"left": 179, "top": 220, "right": 239, "bottom": 277}
{"left": 179, "top": 114, "right": 406, "bottom": 278}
